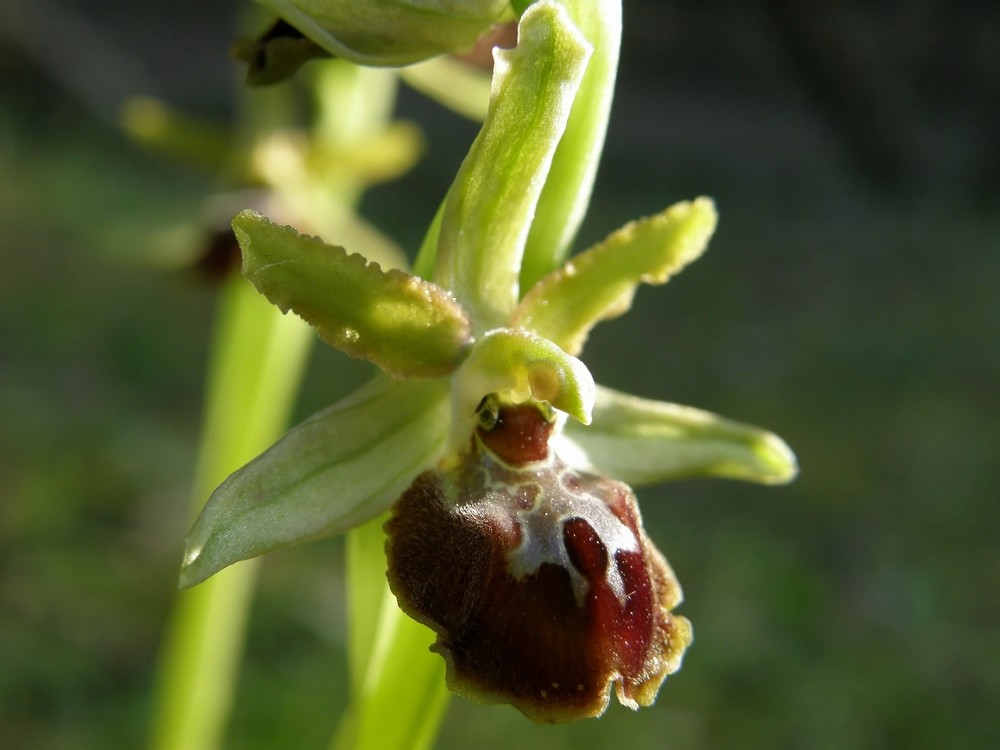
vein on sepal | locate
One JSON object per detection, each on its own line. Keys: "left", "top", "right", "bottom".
{"left": 180, "top": 377, "right": 450, "bottom": 588}
{"left": 562, "top": 384, "right": 798, "bottom": 487}
{"left": 434, "top": 1, "right": 592, "bottom": 330}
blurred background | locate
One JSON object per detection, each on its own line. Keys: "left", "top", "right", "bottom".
{"left": 1, "top": 0, "right": 997, "bottom": 748}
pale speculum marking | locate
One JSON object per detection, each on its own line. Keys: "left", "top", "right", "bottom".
{"left": 482, "top": 451, "right": 639, "bottom": 608}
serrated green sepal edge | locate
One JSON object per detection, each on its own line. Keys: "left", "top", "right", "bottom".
{"left": 233, "top": 210, "right": 472, "bottom": 378}
{"left": 515, "top": 197, "right": 718, "bottom": 356}
{"left": 561, "top": 384, "right": 798, "bottom": 487}
{"left": 180, "top": 376, "right": 449, "bottom": 588}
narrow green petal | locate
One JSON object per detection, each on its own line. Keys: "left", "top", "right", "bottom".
{"left": 233, "top": 210, "right": 472, "bottom": 377}
{"left": 562, "top": 385, "right": 798, "bottom": 486}
{"left": 520, "top": 0, "right": 622, "bottom": 289}
{"left": 434, "top": 2, "right": 592, "bottom": 330}
{"left": 516, "top": 198, "right": 717, "bottom": 356}
{"left": 180, "top": 377, "right": 449, "bottom": 588}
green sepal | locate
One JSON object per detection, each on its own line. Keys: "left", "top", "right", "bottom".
{"left": 256, "top": 0, "right": 509, "bottom": 67}
{"left": 450, "top": 327, "right": 595, "bottom": 453}
{"left": 520, "top": 0, "right": 622, "bottom": 289}
{"left": 562, "top": 385, "right": 798, "bottom": 486}
{"left": 515, "top": 197, "right": 717, "bottom": 356}
{"left": 434, "top": 1, "right": 592, "bottom": 330}
{"left": 180, "top": 377, "right": 450, "bottom": 588}
{"left": 233, "top": 210, "right": 472, "bottom": 378}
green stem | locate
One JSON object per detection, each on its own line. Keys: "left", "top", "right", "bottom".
{"left": 151, "top": 61, "right": 402, "bottom": 750}
{"left": 333, "top": 518, "right": 450, "bottom": 750}
{"left": 149, "top": 276, "right": 313, "bottom": 750}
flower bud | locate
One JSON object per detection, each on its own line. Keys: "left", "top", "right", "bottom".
{"left": 385, "top": 398, "right": 692, "bottom": 722}
{"left": 258, "top": 0, "right": 511, "bottom": 66}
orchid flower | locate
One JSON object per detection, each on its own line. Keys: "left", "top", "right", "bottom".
{"left": 179, "top": 1, "right": 796, "bottom": 724}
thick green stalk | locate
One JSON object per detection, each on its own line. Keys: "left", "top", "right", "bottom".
{"left": 149, "top": 276, "right": 313, "bottom": 750}
{"left": 332, "top": 518, "right": 450, "bottom": 750}
{"left": 151, "top": 62, "right": 402, "bottom": 750}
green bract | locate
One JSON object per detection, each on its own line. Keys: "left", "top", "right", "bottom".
{"left": 256, "top": 0, "right": 511, "bottom": 66}
{"left": 434, "top": 2, "right": 590, "bottom": 329}
{"left": 181, "top": 0, "right": 797, "bottom": 650}
{"left": 520, "top": 0, "right": 621, "bottom": 289}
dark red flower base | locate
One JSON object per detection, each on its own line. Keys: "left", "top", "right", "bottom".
{"left": 385, "top": 402, "right": 692, "bottom": 723}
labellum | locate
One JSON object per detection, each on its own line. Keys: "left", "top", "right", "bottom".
{"left": 385, "top": 396, "right": 692, "bottom": 723}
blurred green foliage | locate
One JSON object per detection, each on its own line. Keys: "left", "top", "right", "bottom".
{"left": 1, "top": 1, "right": 997, "bottom": 748}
